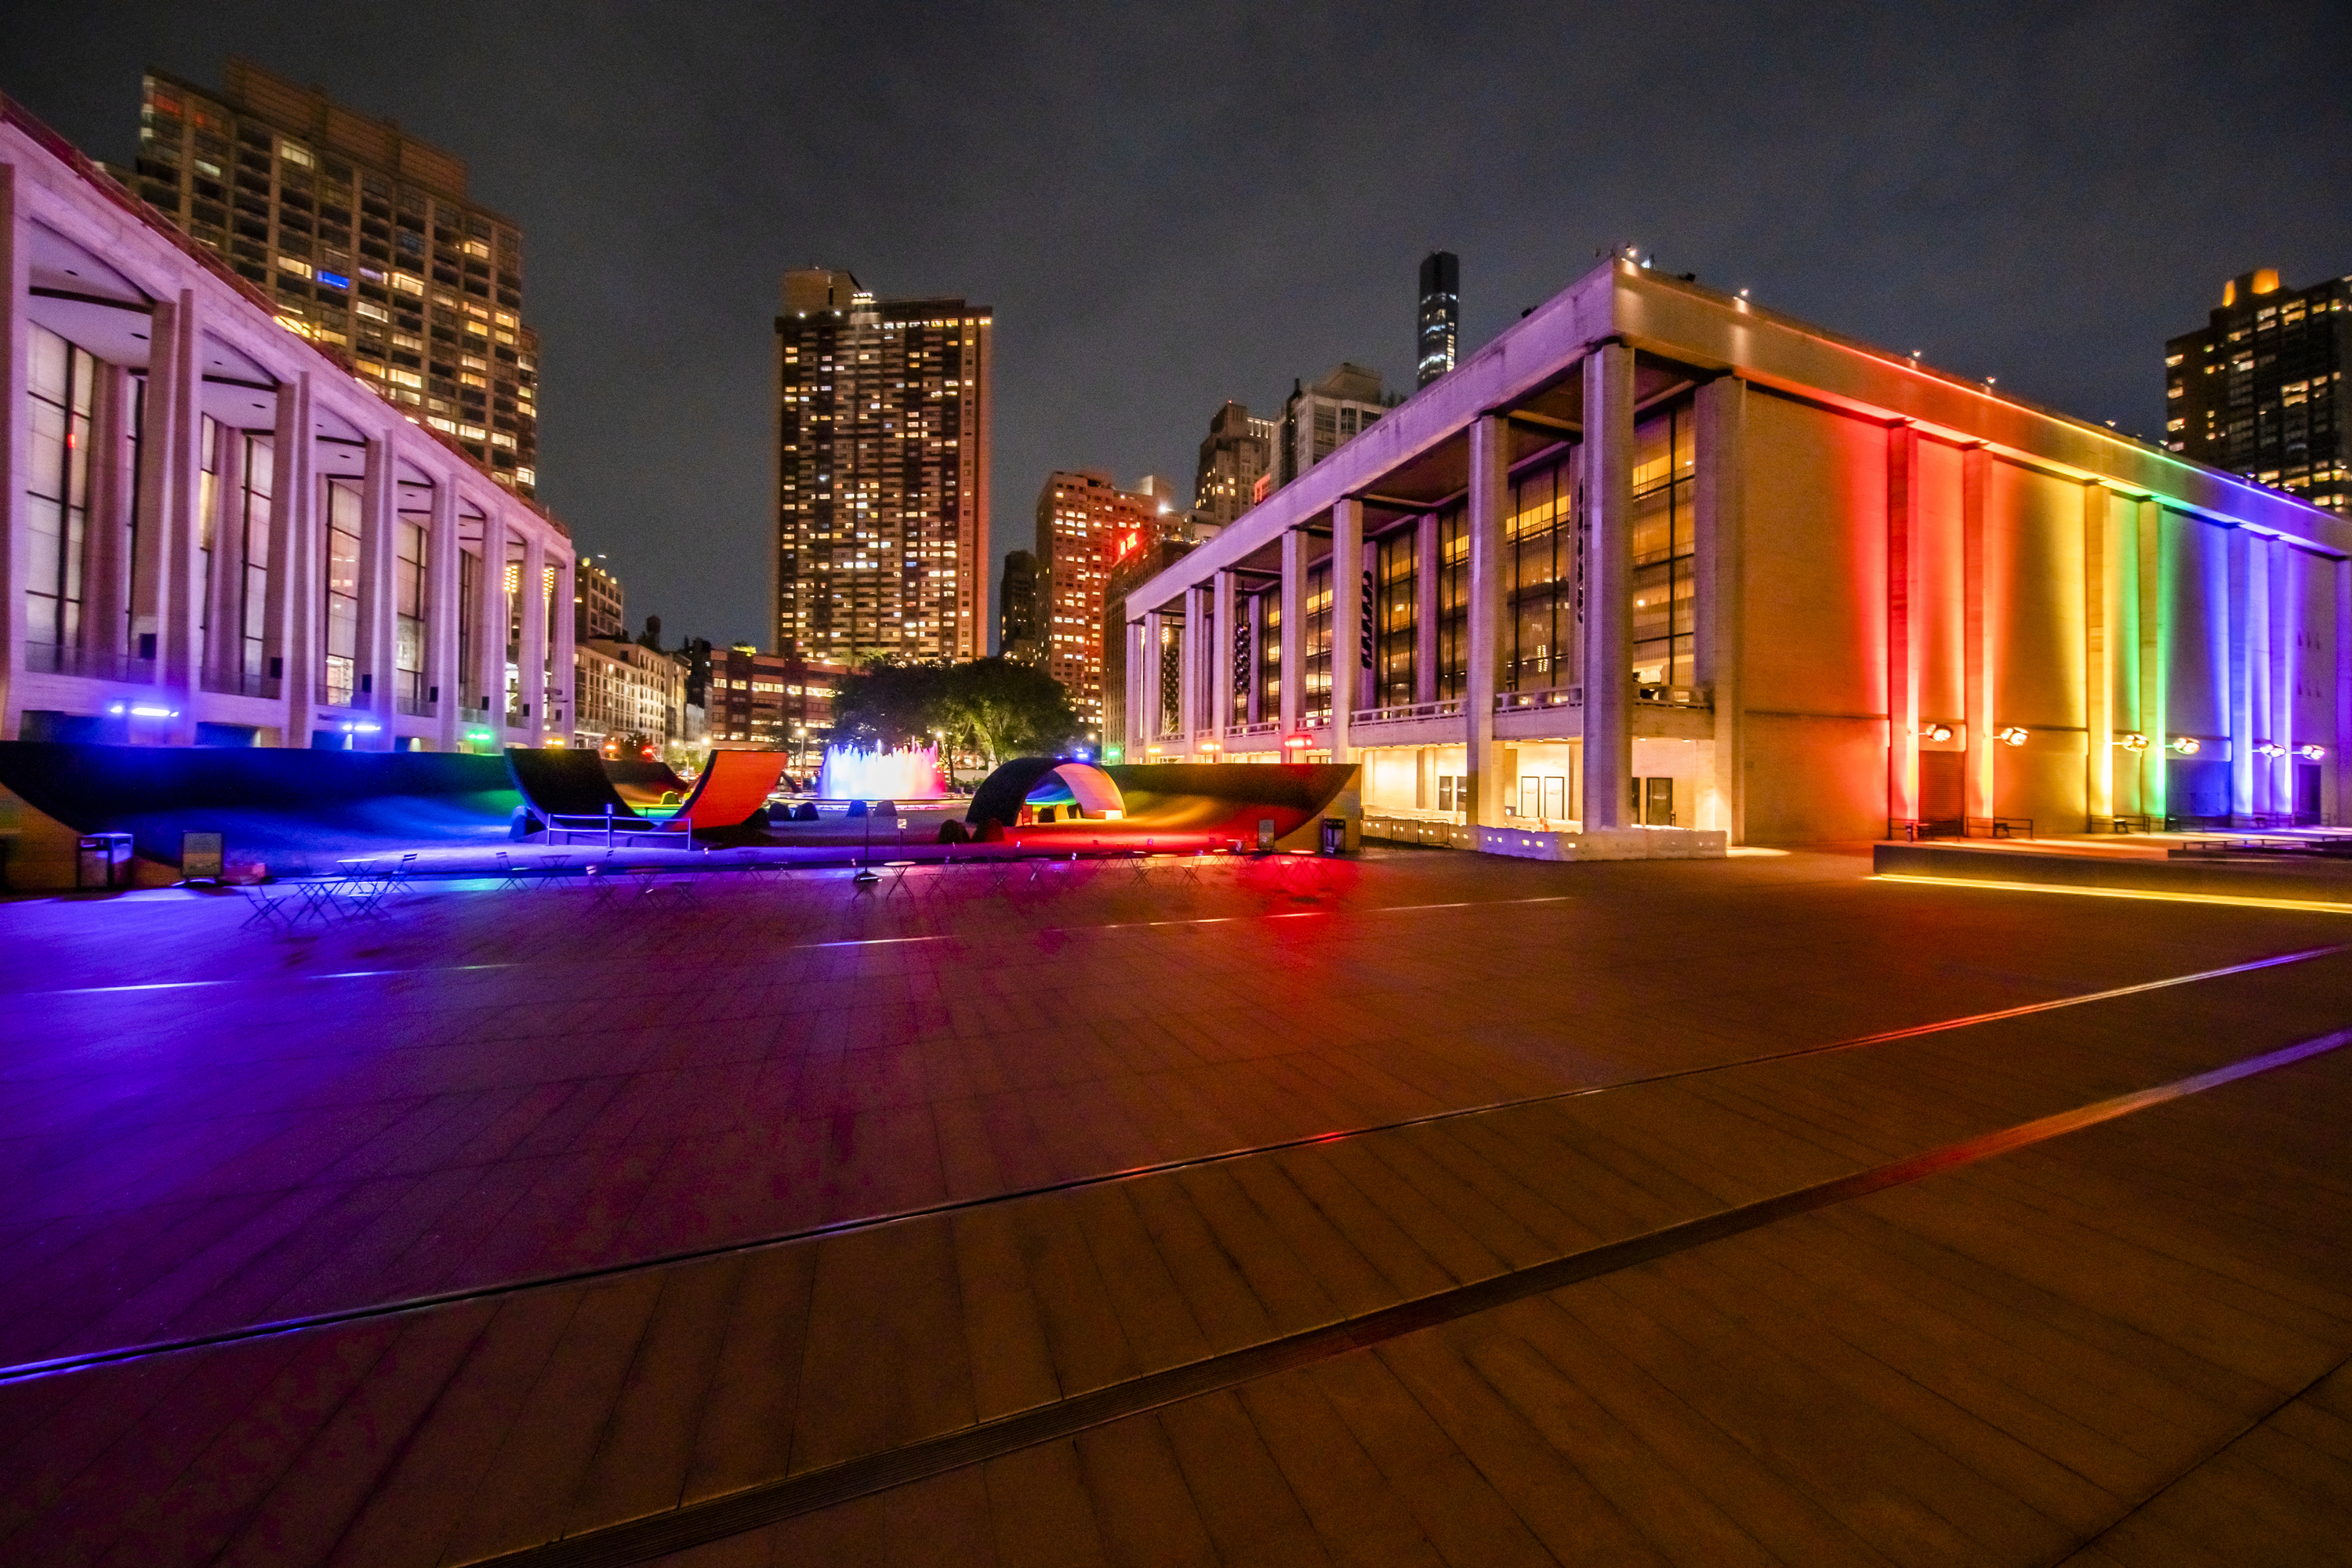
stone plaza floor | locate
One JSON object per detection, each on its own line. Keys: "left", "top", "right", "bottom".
{"left": 3, "top": 844, "right": 2351, "bottom": 1565}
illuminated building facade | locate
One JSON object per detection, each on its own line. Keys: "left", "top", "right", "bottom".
{"left": 573, "top": 637, "right": 682, "bottom": 753}
{"left": 1193, "top": 401, "right": 1274, "bottom": 528}
{"left": 2, "top": 96, "right": 572, "bottom": 753}
{"left": 574, "top": 554, "right": 623, "bottom": 641}
{"left": 127, "top": 59, "right": 540, "bottom": 497}
{"left": 2167, "top": 268, "right": 2350, "bottom": 516}
{"left": 707, "top": 644, "right": 844, "bottom": 771}
{"left": 1035, "top": 470, "right": 1171, "bottom": 728}
{"left": 1417, "top": 251, "right": 1458, "bottom": 387}
{"left": 1122, "top": 258, "right": 2352, "bottom": 844}
{"left": 999, "top": 549, "right": 1040, "bottom": 664}
{"left": 1276, "top": 362, "right": 1388, "bottom": 488}
{"left": 773, "top": 267, "right": 991, "bottom": 664}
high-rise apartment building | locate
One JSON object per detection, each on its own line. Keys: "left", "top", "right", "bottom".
{"left": 773, "top": 267, "right": 992, "bottom": 664}
{"left": 999, "top": 550, "right": 1041, "bottom": 665}
{"left": 706, "top": 644, "right": 845, "bottom": 771}
{"left": 1192, "top": 401, "right": 1275, "bottom": 528}
{"left": 1276, "top": 363, "right": 1389, "bottom": 488}
{"left": 575, "top": 555, "right": 624, "bottom": 642}
{"left": 1417, "top": 251, "right": 1459, "bottom": 387}
{"left": 1034, "top": 470, "right": 1174, "bottom": 728}
{"left": 127, "top": 59, "right": 541, "bottom": 495}
{"left": 2167, "top": 267, "right": 2351, "bottom": 515}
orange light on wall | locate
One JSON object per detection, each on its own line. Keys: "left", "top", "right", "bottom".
{"left": 1998, "top": 726, "right": 2030, "bottom": 746}
{"left": 1283, "top": 731, "right": 1311, "bottom": 752}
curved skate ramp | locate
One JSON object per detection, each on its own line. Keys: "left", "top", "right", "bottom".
{"left": 0, "top": 741, "right": 521, "bottom": 866}
{"left": 967, "top": 757, "right": 1358, "bottom": 848}
{"left": 505, "top": 746, "right": 639, "bottom": 821}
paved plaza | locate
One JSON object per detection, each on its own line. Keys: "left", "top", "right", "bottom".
{"left": 5, "top": 846, "right": 2352, "bottom": 1565}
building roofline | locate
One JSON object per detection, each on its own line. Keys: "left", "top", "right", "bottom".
{"left": 5, "top": 91, "right": 568, "bottom": 539}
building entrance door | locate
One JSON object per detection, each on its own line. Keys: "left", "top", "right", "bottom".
{"left": 2295, "top": 760, "right": 2321, "bottom": 822}
{"left": 1920, "top": 750, "right": 1963, "bottom": 833}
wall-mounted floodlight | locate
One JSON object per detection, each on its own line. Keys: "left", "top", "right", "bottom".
{"left": 2299, "top": 743, "right": 2326, "bottom": 761}
{"left": 2255, "top": 741, "right": 2287, "bottom": 758}
{"left": 2116, "top": 732, "right": 2150, "bottom": 752}
{"left": 1998, "top": 726, "right": 2030, "bottom": 746}
{"left": 2169, "top": 736, "right": 2201, "bottom": 755}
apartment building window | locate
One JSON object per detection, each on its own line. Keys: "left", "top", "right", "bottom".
{"left": 322, "top": 484, "right": 361, "bottom": 704}
{"left": 24, "top": 325, "right": 95, "bottom": 656}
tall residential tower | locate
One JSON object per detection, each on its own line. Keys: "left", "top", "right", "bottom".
{"left": 1034, "top": 470, "right": 1170, "bottom": 729}
{"left": 2166, "top": 267, "right": 2350, "bottom": 515}
{"left": 129, "top": 58, "right": 541, "bottom": 496}
{"left": 1417, "top": 251, "right": 1458, "bottom": 387}
{"left": 773, "top": 268, "right": 993, "bottom": 662}
{"left": 1192, "top": 401, "right": 1274, "bottom": 528}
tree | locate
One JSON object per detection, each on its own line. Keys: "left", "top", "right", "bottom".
{"left": 937, "top": 658, "right": 1082, "bottom": 772}
{"left": 830, "top": 659, "right": 951, "bottom": 750}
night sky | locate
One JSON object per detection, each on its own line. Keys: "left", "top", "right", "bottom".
{"left": 9, "top": 2, "right": 2350, "bottom": 649}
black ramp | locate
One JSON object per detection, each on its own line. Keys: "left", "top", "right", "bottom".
{"left": 504, "top": 746, "right": 642, "bottom": 821}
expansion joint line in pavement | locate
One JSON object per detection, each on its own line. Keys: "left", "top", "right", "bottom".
{"left": 474, "top": 1025, "right": 2352, "bottom": 1568}
{"left": 0, "top": 944, "right": 2334, "bottom": 1390}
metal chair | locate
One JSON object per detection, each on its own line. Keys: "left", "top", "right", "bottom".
{"left": 237, "top": 883, "right": 292, "bottom": 932}
{"left": 495, "top": 851, "right": 532, "bottom": 893}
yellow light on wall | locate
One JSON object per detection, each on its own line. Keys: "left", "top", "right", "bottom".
{"left": 1998, "top": 726, "right": 2030, "bottom": 746}
{"left": 2115, "top": 732, "right": 2149, "bottom": 752}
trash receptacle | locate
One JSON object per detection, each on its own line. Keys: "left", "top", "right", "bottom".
{"left": 77, "top": 832, "right": 135, "bottom": 891}
{"left": 1319, "top": 818, "right": 1345, "bottom": 856}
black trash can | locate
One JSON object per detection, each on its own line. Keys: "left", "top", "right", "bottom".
{"left": 77, "top": 832, "right": 135, "bottom": 891}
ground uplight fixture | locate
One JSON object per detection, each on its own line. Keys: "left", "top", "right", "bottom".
{"left": 1998, "top": 726, "right": 2029, "bottom": 746}
{"left": 2169, "top": 736, "right": 2201, "bottom": 755}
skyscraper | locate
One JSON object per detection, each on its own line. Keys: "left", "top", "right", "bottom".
{"left": 1192, "top": 401, "right": 1275, "bottom": 528}
{"left": 1035, "top": 470, "right": 1170, "bottom": 729}
{"left": 999, "top": 550, "right": 1041, "bottom": 665}
{"left": 127, "top": 58, "right": 542, "bottom": 496}
{"left": 2167, "top": 267, "right": 2350, "bottom": 515}
{"left": 1417, "top": 251, "right": 1459, "bottom": 387}
{"left": 1276, "top": 363, "right": 1388, "bottom": 488}
{"left": 773, "top": 268, "right": 993, "bottom": 662}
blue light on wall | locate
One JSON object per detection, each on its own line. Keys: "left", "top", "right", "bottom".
{"left": 318, "top": 270, "right": 350, "bottom": 290}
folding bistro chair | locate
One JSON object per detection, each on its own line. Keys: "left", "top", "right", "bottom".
{"left": 237, "top": 883, "right": 292, "bottom": 932}
{"left": 495, "top": 851, "right": 532, "bottom": 893}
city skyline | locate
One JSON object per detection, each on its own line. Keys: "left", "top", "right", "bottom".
{"left": 9, "top": 2, "right": 2349, "bottom": 650}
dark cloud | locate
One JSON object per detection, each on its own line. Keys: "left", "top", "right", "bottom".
{"left": 10, "top": 1, "right": 2350, "bottom": 645}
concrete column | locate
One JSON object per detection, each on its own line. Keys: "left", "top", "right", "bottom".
{"left": 1581, "top": 343, "right": 1634, "bottom": 831}
{"left": 1123, "top": 618, "right": 1146, "bottom": 753}
{"left": 0, "top": 162, "right": 24, "bottom": 734}
{"left": 474, "top": 511, "right": 507, "bottom": 739}
{"left": 520, "top": 529, "right": 548, "bottom": 746}
{"left": 1279, "top": 528, "right": 1305, "bottom": 736}
{"left": 1413, "top": 512, "right": 1439, "bottom": 706}
{"left": 2137, "top": 500, "right": 2166, "bottom": 822}
{"left": 201, "top": 419, "right": 244, "bottom": 687}
{"left": 1213, "top": 568, "right": 1237, "bottom": 738}
{"left": 1464, "top": 414, "right": 1508, "bottom": 827}
{"left": 1331, "top": 496, "right": 1362, "bottom": 761}
{"left": 1142, "top": 608, "right": 1163, "bottom": 743}
{"left": 1180, "top": 583, "right": 1205, "bottom": 747}
{"left": 551, "top": 551, "right": 576, "bottom": 746}
{"left": 2333, "top": 557, "right": 2350, "bottom": 826}
{"left": 1962, "top": 445, "right": 1993, "bottom": 820}
{"left": 79, "top": 363, "right": 135, "bottom": 662}
{"left": 264, "top": 374, "right": 316, "bottom": 746}
{"left": 1886, "top": 424, "right": 1920, "bottom": 829}
{"left": 2083, "top": 482, "right": 2114, "bottom": 826}
{"left": 1696, "top": 375, "right": 1748, "bottom": 841}
{"left": 430, "top": 475, "right": 462, "bottom": 751}
{"left": 2227, "top": 526, "right": 2252, "bottom": 821}
{"left": 133, "top": 292, "right": 204, "bottom": 739}
{"left": 353, "top": 435, "right": 397, "bottom": 741}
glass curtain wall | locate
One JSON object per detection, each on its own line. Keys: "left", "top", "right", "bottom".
{"left": 1437, "top": 506, "right": 1468, "bottom": 699}
{"left": 1630, "top": 404, "right": 1697, "bottom": 687}
{"left": 457, "top": 547, "right": 481, "bottom": 710}
{"left": 194, "top": 415, "right": 218, "bottom": 644}
{"left": 1302, "top": 561, "right": 1333, "bottom": 720}
{"left": 1374, "top": 528, "right": 1417, "bottom": 706}
{"left": 322, "top": 483, "right": 361, "bottom": 704}
{"left": 24, "top": 325, "right": 94, "bottom": 662}
{"left": 238, "top": 436, "right": 273, "bottom": 678}
{"left": 395, "top": 519, "right": 427, "bottom": 706}
{"left": 1157, "top": 619, "right": 1181, "bottom": 738}
{"left": 1504, "top": 453, "right": 1577, "bottom": 692}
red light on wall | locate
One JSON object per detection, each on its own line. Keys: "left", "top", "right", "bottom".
{"left": 1283, "top": 731, "right": 1310, "bottom": 751}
